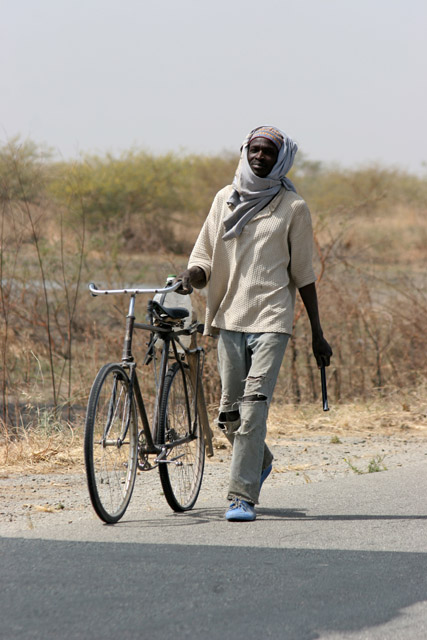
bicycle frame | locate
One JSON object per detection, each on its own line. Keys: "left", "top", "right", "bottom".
{"left": 89, "top": 282, "right": 205, "bottom": 465}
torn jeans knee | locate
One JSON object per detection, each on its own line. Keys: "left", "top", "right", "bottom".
{"left": 243, "top": 372, "right": 272, "bottom": 404}
{"left": 217, "top": 413, "right": 241, "bottom": 445}
{"left": 242, "top": 393, "right": 267, "bottom": 403}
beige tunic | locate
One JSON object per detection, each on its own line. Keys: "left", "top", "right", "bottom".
{"left": 188, "top": 185, "right": 315, "bottom": 335}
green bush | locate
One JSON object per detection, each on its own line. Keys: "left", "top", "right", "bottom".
{"left": 0, "top": 137, "right": 52, "bottom": 204}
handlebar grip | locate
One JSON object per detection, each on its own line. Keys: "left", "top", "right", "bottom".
{"left": 89, "top": 282, "right": 99, "bottom": 297}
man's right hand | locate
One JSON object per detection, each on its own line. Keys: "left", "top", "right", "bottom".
{"left": 173, "top": 266, "right": 206, "bottom": 295}
{"left": 174, "top": 269, "right": 193, "bottom": 295}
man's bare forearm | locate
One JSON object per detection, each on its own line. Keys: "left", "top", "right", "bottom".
{"left": 298, "top": 282, "right": 333, "bottom": 367}
{"left": 298, "top": 282, "right": 322, "bottom": 337}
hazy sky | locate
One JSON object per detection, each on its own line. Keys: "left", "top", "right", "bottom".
{"left": 2, "top": 0, "right": 426, "bottom": 172}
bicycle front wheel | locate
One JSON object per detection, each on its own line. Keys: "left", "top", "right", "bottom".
{"left": 158, "top": 362, "right": 205, "bottom": 511}
{"left": 84, "top": 363, "right": 138, "bottom": 523}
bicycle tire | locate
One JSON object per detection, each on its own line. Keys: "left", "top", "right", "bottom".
{"left": 158, "top": 362, "right": 205, "bottom": 511}
{"left": 84, "top": 363, "right": 138, "bottom": 523}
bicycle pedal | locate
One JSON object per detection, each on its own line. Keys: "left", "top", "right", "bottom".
{"left": 137, "top": 458, "right": 153, "bottom": 471}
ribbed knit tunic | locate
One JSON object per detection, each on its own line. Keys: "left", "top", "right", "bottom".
{"left": 188, "top": 185, "right": 316, "bottom": 335}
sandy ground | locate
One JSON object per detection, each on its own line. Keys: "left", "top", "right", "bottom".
{"left": 1, "top": 413, "right": 427, "bottom": 530}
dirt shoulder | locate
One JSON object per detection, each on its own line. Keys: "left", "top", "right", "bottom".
{"left": 1, "top": 399, "right": 426, "bottom": 531}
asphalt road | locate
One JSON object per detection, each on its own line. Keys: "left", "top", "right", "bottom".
{"left": 2, "top": 462, "right": 427, "bottom": 639}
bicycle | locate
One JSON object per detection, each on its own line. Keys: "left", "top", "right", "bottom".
{"left": 84, "top": 280, "right": 213, "bottom": 524}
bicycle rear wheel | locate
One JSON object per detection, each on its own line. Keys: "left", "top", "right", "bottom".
{"left": 158, "top": 362, "right": 205, "bottom": 511}
{"left": 84, "top": 363, "right": 138, "bottom": 523}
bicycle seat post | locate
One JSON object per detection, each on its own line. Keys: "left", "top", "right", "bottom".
{"left": 122, "top": 294, "right": 136, "bottom": 363}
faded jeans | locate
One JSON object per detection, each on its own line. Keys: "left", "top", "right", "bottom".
{"left": 217, "top": 330, "right": 290, "bottom": 505}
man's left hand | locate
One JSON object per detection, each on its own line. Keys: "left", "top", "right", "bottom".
{"left": 312, "top": 334, "right": 333, "bottom": 368}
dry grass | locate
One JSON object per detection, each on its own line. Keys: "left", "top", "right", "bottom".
{"left": 208, "top": 385, "right": 427, "bottom": 450}
{"left": 267, "top": 391, "right": 427, "bottom": 440}
{"left": 0, "top": 420, "right": 84, "bottom": 475}
{"left": 1, "top": 387, "right": 426, "bottom": 475}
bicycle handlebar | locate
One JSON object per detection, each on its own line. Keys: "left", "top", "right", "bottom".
{"left": 88, "top": 282, "right": 182, "bottom": 296}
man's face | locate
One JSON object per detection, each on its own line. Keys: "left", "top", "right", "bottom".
{"left": 247, "top": 137, "right": 279, "bottom": 177}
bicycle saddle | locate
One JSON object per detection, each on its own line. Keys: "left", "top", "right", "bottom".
{"left": 151, "top": 300, "right": 189, "bottom": 320}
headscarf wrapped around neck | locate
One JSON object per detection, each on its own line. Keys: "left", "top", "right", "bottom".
{"left": 223, "top": 126, "right": 298, "bottom": 240}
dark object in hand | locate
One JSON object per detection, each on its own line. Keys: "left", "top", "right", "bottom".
{"left": 320, "top": 365, "right": 329, "bottom": 411}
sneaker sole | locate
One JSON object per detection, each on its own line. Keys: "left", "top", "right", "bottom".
{"left": 226, "top": 513, "right": 256, "bottom": 522}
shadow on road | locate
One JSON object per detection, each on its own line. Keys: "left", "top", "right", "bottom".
{"left": 114, "top": 506, "right": 427, "bottom": 527}
{"left": 258, "top": 508, "right": 427, "bottom": 521}
{"left": 1, "top": 537, "right": 427, "bottom": 639}
{"left": 114, "top": 507, "right": 307, "bottom": 527}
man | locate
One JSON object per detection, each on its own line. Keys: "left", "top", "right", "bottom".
{"left": 176, "top": 125, "right": 332, "bottom": 522}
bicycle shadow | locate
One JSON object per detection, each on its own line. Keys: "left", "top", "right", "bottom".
{"left": 113, "top": 510, "right": 218, "bottom": 528}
